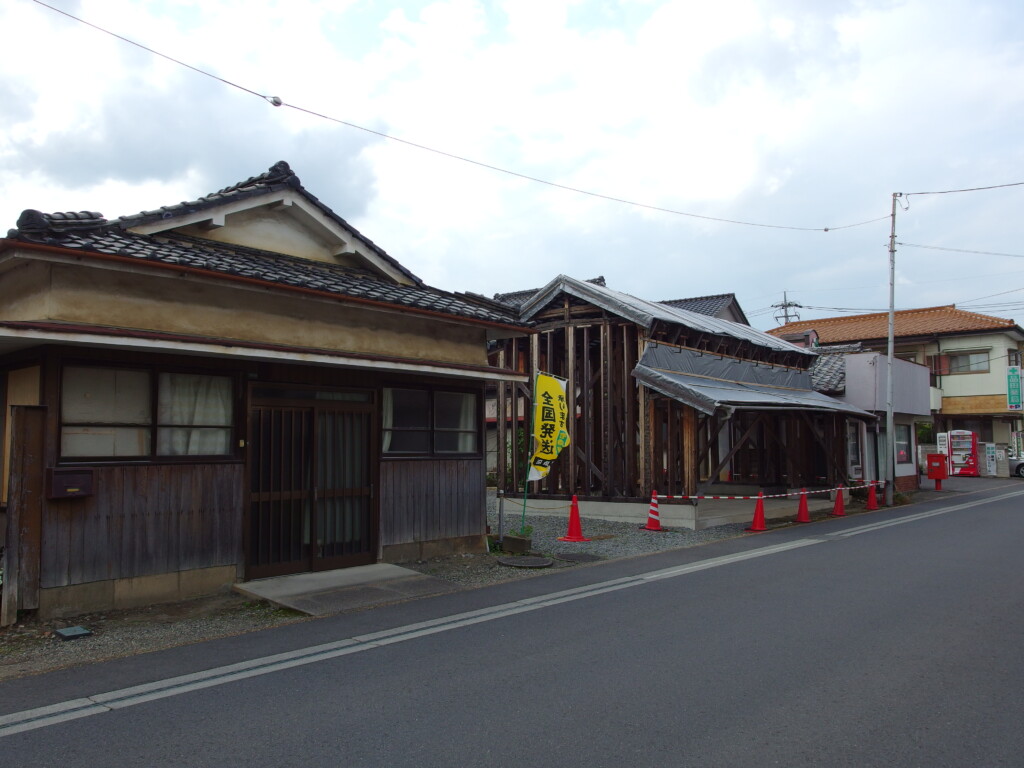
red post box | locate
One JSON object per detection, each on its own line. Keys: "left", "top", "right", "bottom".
{"left": 926, "top": 453, "right": 948, "bottom": 490}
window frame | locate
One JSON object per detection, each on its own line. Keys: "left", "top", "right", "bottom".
{"left": 382, "top": 385, "right": 481, "bottom": 458}
{"left": 895, "top": 423, "right": 913, "bottom": 464}
{"left": 59, "top": 363, "right": 240, "bottom": 464}
{"left": 946, "top": 350, "right": 990, "bottom": 375}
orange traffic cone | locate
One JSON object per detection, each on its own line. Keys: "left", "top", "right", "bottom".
{"left": 831, "top": 485, "right": 846, "bottom": 517}
{"left": 866, "top": 481, "right": 879, "bottom": 511}
{"left": 558, "top": 495, "right": 591, "bottom": 542}
{"left": 640, "top": 490, "right": 665, "bottom": 531}
{"left": 746, "top": 492, "right": 767, "bottom": 532}
{"left": 795, "top": 488, "right": 811, "bottom": 523}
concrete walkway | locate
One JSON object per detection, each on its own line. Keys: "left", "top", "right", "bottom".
{"left": 234, "top": 563, "right": 459, "bottom": 616}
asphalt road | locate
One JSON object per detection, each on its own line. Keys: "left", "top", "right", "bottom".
{"left": 2, "top": 481, "right": 1023, "bottom": 767}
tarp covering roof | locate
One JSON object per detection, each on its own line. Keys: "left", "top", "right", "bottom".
{"left": 522, "top": 275, "right": 813, "bottom": 357}
{"left": 632, "top": 344, "right": 873, "bottom": 417}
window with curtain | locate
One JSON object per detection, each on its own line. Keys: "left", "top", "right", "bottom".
{"left": 61, "top": 365, "right": 234, "bottom": 459}
{"left": 382, "top": 387, "right": 478, "bottom": 455}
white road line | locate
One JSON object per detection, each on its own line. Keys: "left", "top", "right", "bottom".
{"left": 3, "top": 488, "right": 1021, "bottom": 738}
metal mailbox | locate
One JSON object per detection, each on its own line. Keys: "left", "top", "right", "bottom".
{"left": 925, "top": 453, "right": 948, "bottom": 481}
{"left": 46, "top": 467, "right": 95, "bottom": 499}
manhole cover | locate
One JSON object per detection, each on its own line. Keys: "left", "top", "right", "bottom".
{"left": 554, "top": 552, "right": 602, "bottom": 563}
{"left": 497, "top": 556, "right": 553, "bottom": 569}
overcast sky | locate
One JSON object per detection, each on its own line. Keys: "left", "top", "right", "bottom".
{"left": 2, "top": 0, "right": 1023, "bottom": 330}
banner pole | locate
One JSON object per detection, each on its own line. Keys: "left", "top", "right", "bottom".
{"left": 522, "top": 369, "right": 537, "bottom": 535}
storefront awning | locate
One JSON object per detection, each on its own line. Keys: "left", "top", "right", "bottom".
{"left": 632, "top": 344, "right": 873, "bottom": 418}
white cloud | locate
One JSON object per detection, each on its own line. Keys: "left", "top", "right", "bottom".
{"left": 2, "top": 0, "right": 1023, "bottom": 328}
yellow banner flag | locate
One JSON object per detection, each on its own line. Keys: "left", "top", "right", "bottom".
{"left": 527, "top": 372, "right": 570, "bottom": 482}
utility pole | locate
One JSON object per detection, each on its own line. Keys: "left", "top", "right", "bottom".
{"left": 772, "top": 291, "right": 802, "bottom": 325}
{"left": 885, "top": 193, "right": 902, "bottom": 507}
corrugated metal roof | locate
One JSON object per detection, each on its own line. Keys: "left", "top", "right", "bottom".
{"left": 768, "top": 306, "right": 1023, "bottom": 344}
{"left": 522, "top": 275, "right": 813, "bottom": 356}
{"left": 633, "top": 345, "right": 872, "bottom": 417}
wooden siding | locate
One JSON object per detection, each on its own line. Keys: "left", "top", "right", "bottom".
{"left": 379, "top": 459, "right": 486, "bottom": 545}
{"left": 40, "top": 463, "right": 243, "bottom": 589}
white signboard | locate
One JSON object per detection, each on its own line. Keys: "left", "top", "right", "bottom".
{"left": 985, "top": 443, "right": 997, "bottom": 476}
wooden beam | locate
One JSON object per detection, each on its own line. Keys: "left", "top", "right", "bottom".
{"left": 566, "top": 324, "right": 577, "bottom": 492}
{"left": 683, "top": 404, "right": 698, "bottom": 497}
{"left": 706, "top": 412, "right": 765, "bottom": 484}
{"left": 602, "top": 321, "right": 613, "bottom": 496}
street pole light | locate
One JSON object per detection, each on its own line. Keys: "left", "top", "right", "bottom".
{"left": 885, "top": 193, "right": 902, "bottom": 506}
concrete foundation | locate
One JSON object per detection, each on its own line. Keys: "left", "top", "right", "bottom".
{"left": 382, "top": 533, "right": 487, "bottom": 563}
{"left": 514, "top": 492, "right": 840, "bottom": 530}
{"left": 36, "top": 565, "right": 236, "bottom": 619}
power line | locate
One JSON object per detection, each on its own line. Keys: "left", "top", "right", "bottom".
{"left": 897, "top": 241, "right": 1024, "bottom": 259}
{"left": 31, "top": 0, "right": 891, "bottom": 234}
{"left": 904, "top": 181, "right": 1024, "bottom": 197}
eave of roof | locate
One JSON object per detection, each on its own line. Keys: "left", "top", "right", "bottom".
{"left": 0, "top": 320, "right": 529, "bottom": 382}
{"left": 0, "top": 234, "right": 530, "bottom": 334}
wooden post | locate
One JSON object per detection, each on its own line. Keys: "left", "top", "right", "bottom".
{"left": 637, "top": 333, "right": 649, "bottom": 495}
{"left": 1, "top": 406, "right": 45, "bottom": 626}
{"left": 683, "top": 405, "right": 698, "bottom": 497}
{"left": 566, "top": 324, "right": 577, "bottom": 493}
{"left": 601, "top": 321, "right": 613, "bottom": 496}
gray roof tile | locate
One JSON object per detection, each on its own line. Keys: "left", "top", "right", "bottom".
{"left": 9, "top": 211, "right": 523, "bottom": 326}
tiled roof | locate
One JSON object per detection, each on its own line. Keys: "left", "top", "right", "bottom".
{"left": 658, "top": 293, "right": 744, "bottom": 321}
{"left": 768, "top": 306, "right": 1021, "bottom": 343}
{"left": 7, "top": 211, "right": 523, "bottom": 326}
{"left": 116, "top": 161, "right": 422, "bottom": 286}
{"left": 808, "top": 343, "right": 863, "bottom": 393}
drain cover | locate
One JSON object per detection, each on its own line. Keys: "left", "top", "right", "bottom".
{"left": 554, "top": 552, "right": 602, "bottom": 563}
{"left": 497, "top": 556, "right": 553, "bottom": 568}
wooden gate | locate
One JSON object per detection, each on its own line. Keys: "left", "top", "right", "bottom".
{"left": 246, "top": 391, "right": 376, "bottom": 579}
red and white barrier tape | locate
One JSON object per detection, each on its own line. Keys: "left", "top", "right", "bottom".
{"left": 656, "top": 480, "right": 885, "bottom": 501}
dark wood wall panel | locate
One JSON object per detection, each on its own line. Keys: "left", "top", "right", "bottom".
{"left": 40, "top": 464, "right": 243, "bottom": 588}
{"left": 379, "top": 460, "right": 485, "bottom": 546}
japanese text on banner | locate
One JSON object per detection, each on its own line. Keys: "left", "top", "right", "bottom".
{"left": 527, "top": 373, "right": 570, "bottom": 482}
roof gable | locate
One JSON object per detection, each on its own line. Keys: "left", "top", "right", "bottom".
{"left": 118, "top": 161, "right": 420, "bottom": 286}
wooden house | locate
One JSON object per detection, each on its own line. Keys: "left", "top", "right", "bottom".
{"left": 490, "top": 276, "right": 870, "bottom": 527}
{"left": 0, "top": 162, "right": 530, "bottom": 623}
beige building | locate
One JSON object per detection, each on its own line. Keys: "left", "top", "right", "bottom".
{"left": 770, "top": 306, "right": 1024, "bottom": 445}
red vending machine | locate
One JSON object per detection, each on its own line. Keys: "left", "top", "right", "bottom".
{"left": 946, "top": 429, "right": 979, "bottom": 476}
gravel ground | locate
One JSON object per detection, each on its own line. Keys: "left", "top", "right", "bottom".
{"left": 0, "top": 593, "right": 308, "bottom": 682}
{"left": 0, "top": 494, "right": 855, "bottom": 682}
